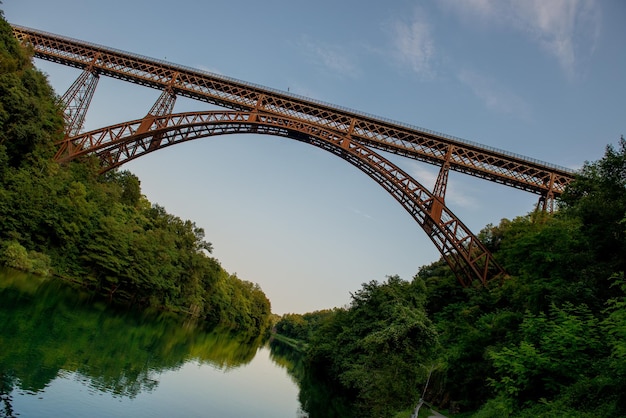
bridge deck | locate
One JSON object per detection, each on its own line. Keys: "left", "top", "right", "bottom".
{"left": 12, "top": 24, "right": 575, "bottom": 197}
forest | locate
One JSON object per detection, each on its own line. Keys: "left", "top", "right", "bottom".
{"left": 275, "top": 134, "right": 626, "bottom": 417}
{"left": 0, "top": 12, "right": 271, "bottom": 337}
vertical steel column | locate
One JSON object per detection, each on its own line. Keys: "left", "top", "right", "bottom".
{"left": 60, "top": 68, "right": 99, "bottom": 137}
{"left": 95, "top": 86, "right": 178, "bottom": 166}
{"left": 430, "top": 146, "right": 453, "bottom": 224}
{"left": 136, "top": 86, "right": 177, "bottom": 151}
{"left": 433, "top": 161, "right": 450, "bottom": 200}
{"left": 147, "top": 86, "right": 177, "bottom": 117}
{"left": 536, "top": 173, "right": 556, "bottom": 213}
{"left": 537, "top": 191, "right": 555, "bottom": 213}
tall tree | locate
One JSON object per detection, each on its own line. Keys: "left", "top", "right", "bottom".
{"left": 307, "top": 276, "right": 438, "bottom": 417}
{"left": 0, "top": 13, "right": 63, "bottom": 166}
{"left": 560, "top": 137, "right": 626, "bottom": 298}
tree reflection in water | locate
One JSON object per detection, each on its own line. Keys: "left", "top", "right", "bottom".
{"left": 269, "top": 338, "right": 356, "bottom": 418}
{"left": 0, "top": 268, "right": 262, "bottom": 404}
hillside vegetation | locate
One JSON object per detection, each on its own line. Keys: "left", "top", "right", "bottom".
{"left": 276, "top": 140, "right": 626, "bottom": 416}
{"left": 0, "top": 12, "right": 271, "bottom": 336}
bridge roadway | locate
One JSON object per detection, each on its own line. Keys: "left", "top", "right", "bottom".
{"left": 10, "top": 24, "right": 579, "bottom": 288}
{"left": 11, "top": 24, "right": 575, "bottom": 200}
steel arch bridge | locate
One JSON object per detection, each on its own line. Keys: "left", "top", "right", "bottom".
{"left": 11, "top": 24, "right": 577, "bottom": 288}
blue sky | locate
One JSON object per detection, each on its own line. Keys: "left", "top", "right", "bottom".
{"left": 4, "top": 1, "right": 625, "bottom": 314}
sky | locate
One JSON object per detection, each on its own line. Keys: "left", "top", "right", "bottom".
{"left": 3, "top": 1, "right": 625, "bottom": 314}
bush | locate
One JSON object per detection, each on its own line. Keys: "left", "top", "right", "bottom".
{"left": 1, "top": 240, "right": 32, "bottom": 271}
{"left": 29, "top": 250, "right": 51, "bottom": 276}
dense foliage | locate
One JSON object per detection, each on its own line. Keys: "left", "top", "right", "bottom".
{"left": 277, "top": 276, "right": 439, "bottom": 416}
{"left": 0, "top": 11, "right": 271, "bottom": 335}
{"left": 276, "top": 139, "right": 626, "bottom": 417}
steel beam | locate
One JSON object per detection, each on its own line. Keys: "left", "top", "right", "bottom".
{"left": 60, "top": 67, "right": 99, "bottom": 137}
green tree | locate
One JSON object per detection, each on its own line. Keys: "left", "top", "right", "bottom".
{"left": 487, "top": 303, "right": 604, "bottom": 403}
{"left": 275, "top": 313, "right": 308, "bottom": 340}
{"left": 0, "top": 15, "right": 63, "bottom": 166}
{"left": 602, "top": 273, "right": 626, "bottom": 389}
{"left": 560, "top": 137, "right": 626, "bottom": 286}
{"left": 0, "top": 241, "right": 31, "bottom": 271}
{"left": 307, "top": 276, "right": 438, "bottom": 417}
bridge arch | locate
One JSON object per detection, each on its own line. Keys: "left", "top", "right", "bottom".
{"left": 55, "top": 110, "right": 506, "bottom": 286}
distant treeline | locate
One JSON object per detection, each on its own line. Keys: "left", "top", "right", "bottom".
{"left": 276, "top": 144, "right": 626, "bottom": 414}
{"left": 0, "top": 11, "right": 271, "bottom": 336}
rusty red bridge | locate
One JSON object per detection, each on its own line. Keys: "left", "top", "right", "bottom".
{"left": 11, "top": 24, "right": 576, "bottom": 288}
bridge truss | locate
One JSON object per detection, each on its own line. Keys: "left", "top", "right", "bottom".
{"left": 11, "top": 24, "right": 577, "bottom": 287}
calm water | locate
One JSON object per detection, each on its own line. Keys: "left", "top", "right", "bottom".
{"left": 0, "top": 268, "right": 306, "bottom": 417}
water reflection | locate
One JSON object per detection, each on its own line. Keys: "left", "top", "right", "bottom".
{"left": 0, "top": 268, "right": 300, "bottom": 417}
{"left": 0, "top": 268, "right": 359, "bottom": 417}
{"left": 268, "top": 339, "right": 356, "bottom": 418}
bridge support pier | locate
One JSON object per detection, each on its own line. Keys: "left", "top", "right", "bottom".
{"left": 430, "top": 161, "right": 450, "bottom": 224}
{"left": 537, "top": 191, "right": 555, "bottom": 213}
{"left": 536, "top": 173, "right": 557, "bottom": 213}
{"left": 137, "top": 87, "right": 178, "bottom": 150}
{"left": 147, "top": 86, "right": 177, "bottom": 118}
{"left": 427, "top": 147, "right": 452, "bottom": 227}
{"left": 60, "top": 67, "right": 99, "bottom": 137}
{"left": 137, "top": 86, "right": 176, "bottom": 150}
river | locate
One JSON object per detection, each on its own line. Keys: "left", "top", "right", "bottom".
{"left": 0, "top": 268, "right": 312, "bottom": 417}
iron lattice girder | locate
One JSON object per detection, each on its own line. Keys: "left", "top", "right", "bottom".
{"left": 55, "top": 110, "right": 505, "bottom": 286}
{"left": 12, "top": 24, "right": 575, "bottom": 198}
{"left": 59, "top": 68, "right": 99, "bottom": 137}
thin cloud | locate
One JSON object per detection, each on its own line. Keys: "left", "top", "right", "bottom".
{"left": 300, "top": 37, "right": 359, "bottom": 78}
{"left": 410, "top": 163, "right": 438, "bottom": 188}
{"left": 409, "top": 163, "right": 479, "bottom": 210}
{"left": 457, "top": 69, "right": 532, "bottom": 120}
{"left": 440, "top": 0, "right": 601, "bottom": 79}
{"left": 439, "top": 0, "right": 500, "bottom": 20}
{"left": 511, "top": 0, "right": 601, "bottom": 79}
{"left": 350, "top": 208, "right": 373, "bottom": 220}
{"left": 388, "top": 12, "right": 435, "bottom": 79}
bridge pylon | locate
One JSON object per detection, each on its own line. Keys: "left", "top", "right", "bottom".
{"left": 146, "top": 86, "right": 177, "bottom": 118}
{"left": 429, "top": 146, "right": 452, "bottom": 224}
{"left": 60, "top": 66, "right": 99, "bottom": 137}
{"left": 96, "top": 87, "right": 178, "bottom": 168}
{"left": 537, "top": 191, "right": 555, "bottom": 213}
{"left": 137, "top": 86, "right": 178, "bottom": 151}
{"left": 536, "top": 172, "right": 557, "bottom": 213}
